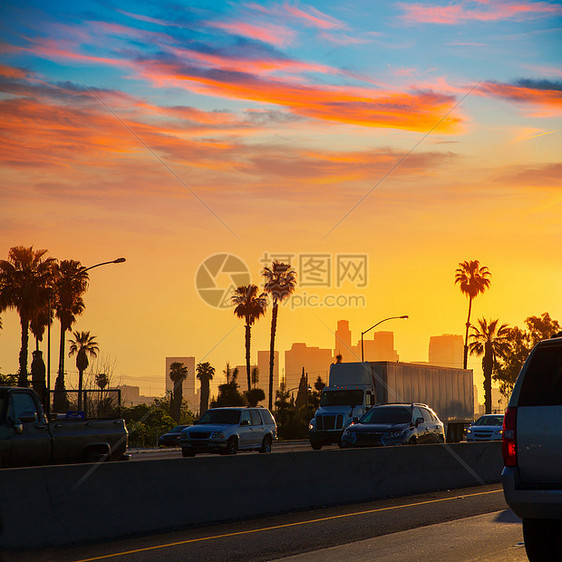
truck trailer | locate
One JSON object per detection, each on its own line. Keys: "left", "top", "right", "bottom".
{"left": 308, "top": 361, "right": 473, "bottom": 448}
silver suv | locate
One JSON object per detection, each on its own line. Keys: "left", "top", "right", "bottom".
{"left": 180, "top": 407, "right": 277, "bottom": 457}
{"left": 502, "top": 334, "right": 562, "bottom": 560}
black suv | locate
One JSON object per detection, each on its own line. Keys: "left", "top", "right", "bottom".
{"left": 502, "top": 334, "right": 562, "bottom": 560}
{"left": 341, "top": 403, "right": 445, "bottom": 447}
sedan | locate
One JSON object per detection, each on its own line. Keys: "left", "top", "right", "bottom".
{"left": 158, "top": 425, "right": 189, "bottom": 447}
{"left": 466, "top": 414, "right": 504, "bottom": 441}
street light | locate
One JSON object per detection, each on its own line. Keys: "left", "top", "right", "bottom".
{"left": 46, "top": 256, "right": 126, "bottom": 410}
{"left": 361, "top": 315, "right": 409, "bottom": 362}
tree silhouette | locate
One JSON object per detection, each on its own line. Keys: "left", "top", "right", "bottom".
{"left": 263, "top": 261, "right": 297, "bottom": 409}
{"left": 197, "top": 362, "right": 215, "bottom": 415}
{"left": 232, "top": 285, "right": 267, "bottom": 391}
{"left": 53, "top": 260, "right": 89, "bottom": 410}
{"left": 68, "top": 330, "right": 99, "bottom": 410}
{"left": 0, "top": 246, "right": 56, "bottom": 386}
{"left": 455, "top": 260, "right": 491, "bottom": 369}
{"left": 469, "top": 318, "right": 510, "bottom": 413}
{"left": 169, "top": 362, "right": 188, "bottom": 423}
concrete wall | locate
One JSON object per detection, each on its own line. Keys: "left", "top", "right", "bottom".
{"left": 1, "top": 442, "right": 502, "bottom": 551}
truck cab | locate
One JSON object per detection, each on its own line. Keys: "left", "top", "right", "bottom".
{"left": 309, "top": 362, "right": 375, "bottom": 449}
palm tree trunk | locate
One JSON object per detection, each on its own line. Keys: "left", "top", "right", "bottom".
{"left": 483, "top": 342, "right": 493, "bottom": 414}
{"left": 200, "top": 379, "right": 209, "bottom": 416}
{"left": 245, "top": 320, "right": 252, "bottom": 391}
{"left": 18, "top": 317, "right": 30, "bottom": 387}
{"left": 54, "top": 322, "right": 67, "bottom": 412}
{"left": 268, "top": 302, "right": 278, "bottom": 410}
{"left": 463, "top": 297, "right": 473, "bottom": 369}
{"left": 77, "top": 368, "right": 84, "bottom": 411}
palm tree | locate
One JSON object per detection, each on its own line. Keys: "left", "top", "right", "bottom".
{"left": 455, "top": 260, "right": 492, "bottom": 369}
{"left": 52, "top": 260, "right": 89, "bottom": 410}
{"left": 95, "top": 372, "right": 110, "bottom": 390}
{"left": 263, "top": 261, "right": 297, "bottom": 410}
{"left": 169, "top": 361, "right": 188, "bottom": 423}
{"left": 0, "top": 246, "right": 56, "bottom": 386}
{"left": 469, "top": 318, "right": 510, "bottom": 414}
{"left": 196, "top": 362, "right": 215, "bottom": 415}
{"left": 68, "top": 331, "right": 99, "bottom": 411}
{"left": 232, "top": 284, "right": 268, "bottom": 391}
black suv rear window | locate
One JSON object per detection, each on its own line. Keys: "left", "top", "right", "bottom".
{"left": 519, "top": 344, "right": 562, "bottom": 406}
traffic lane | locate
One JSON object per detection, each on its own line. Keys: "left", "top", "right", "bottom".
{"left": 17, "top": 484, "right": 508, "bottom": 562}
{"left": 128, "top": 440, "right": 328, "bottom": 460}
{"left": 281, "top": 510, "right": 525, "bottom": 561}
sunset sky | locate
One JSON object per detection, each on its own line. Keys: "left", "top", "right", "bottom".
{"left": 1, "top": 0, "right": 561, "bottom": 398}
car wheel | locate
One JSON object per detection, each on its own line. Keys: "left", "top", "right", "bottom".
{"left": 310, "top": 442, "right": 322, "bottom": 450}
{"left": 523, "top": 519, "right": 562, "bottom": 561}
{"left": 224, "top": 437, "right": 238, "bottom": 455}
{"left": 259, "top": 435, "right": 273, "bottom": 453}
{"left": 182, "top": 449, "right": 195, "bottom": 457}
{"left": 408, "top": 437, "right": 417, "bottom": 445}
{"left": 337, "top": 441, "right": 345, "bottom": 449}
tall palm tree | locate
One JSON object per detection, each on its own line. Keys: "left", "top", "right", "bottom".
{"left": 52, "top": 260, "right": 89, "bottom": 410}
{"left": 469, "top": 318, "right": 510, "bottom": 414}
{"left": 455, "top": 260, "right": 491, "bottom": 369}
{"left": 196, "top": 362, "right": 215, "bottom": 415}
{"left": 263, "top": 261, "right": 297, "bottom": 410}
{"left": 232, "top": 284, "right": 268, "bottom": 391}
{"left": 0, "top": 246, "right": 56, "bottom": 386}
{"left": 68, "top": 331, "right": 99, "bottom": 411}
{"left": 169, "top": 361, "right": 188, "bottom": 423}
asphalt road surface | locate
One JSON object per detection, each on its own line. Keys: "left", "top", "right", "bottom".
{"left": 128, "top": 440, "right": 330, "bottom": 460}
{"left": 7, "top": 483, "right": 526, "bottom": 562}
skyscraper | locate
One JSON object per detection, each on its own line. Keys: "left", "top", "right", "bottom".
{"left": 428, "top": 335, "right": 463, "bottom": 369}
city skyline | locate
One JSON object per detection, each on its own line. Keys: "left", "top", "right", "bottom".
{"left": 0, "top": 1, "right": 560, "bottom": 399}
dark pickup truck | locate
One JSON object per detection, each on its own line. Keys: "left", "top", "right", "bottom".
{"left": 0, "top": 386, "right": 128, "bottom": 468}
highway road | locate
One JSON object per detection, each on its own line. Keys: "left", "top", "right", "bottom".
{"left": 9, "top": 483, "right": 526, "bottom": 561}
{"left": 128, "top": 440, "right": 331, "bottom": 460}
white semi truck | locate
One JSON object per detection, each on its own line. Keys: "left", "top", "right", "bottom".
{"left": 308, "top": 361, "right": 473, "bottom": 449}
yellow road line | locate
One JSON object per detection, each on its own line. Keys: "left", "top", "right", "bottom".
{"left": 74, "top": 487, "right": 503, "bottom": 561}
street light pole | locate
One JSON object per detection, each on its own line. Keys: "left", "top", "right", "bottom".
{"left": 361, "top": 315, "right": 409, "bottom": 362}
{"left": 84, "top": 257, "right": 126, "bottom": 272}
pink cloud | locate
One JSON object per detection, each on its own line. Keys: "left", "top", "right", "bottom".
{"left": 398, "top": 0, "right": 562, "bottom": 24}
{"left": 210, "top": 20, "right": 296, "bottom": 47}
{"left": 283, "top": 3, "right": 347, "bottom": 30}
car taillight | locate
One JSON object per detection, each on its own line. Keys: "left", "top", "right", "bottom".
{"left": 502, "top": 406, "right": 517, "bottom": 467}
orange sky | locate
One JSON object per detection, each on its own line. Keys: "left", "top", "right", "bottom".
{"left": 0, "top": 0, "right": 560, "bottom": 399}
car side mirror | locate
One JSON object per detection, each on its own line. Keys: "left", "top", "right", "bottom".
{"left": 241, "top": 420, "right": 250, "bottom": 426}
{"left": 19, "top": 411, "right": 37, "bottom": 424}
{"left": 415, "top": 417, "right": 424, "bottom": 427}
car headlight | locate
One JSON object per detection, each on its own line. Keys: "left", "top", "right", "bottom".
{"left": 467, "top": 428, "right": 472, "bottom": 434}
{"left": 386, "top": 430, "right": 405, "bottom": 438}
{"left": 211, "top": 432, "right": 224, "bottom": 439}
{"left": 309, "top": 419, "right": 316, "bottom": 430}
{"left": 343, "top": 429, "right": 356, "bottom": 441}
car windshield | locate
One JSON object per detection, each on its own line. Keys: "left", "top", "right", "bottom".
{"left": 360, "top": 406, "right": 411, "bottom": 424}
{"left": 473, "top": 415, "right": 503, "bottom": 426}
{"left": 198, "top": 409, "right": 241, "bottom": 425}
{"left": 321, "top": 390, "right": 364, "bottom": 406}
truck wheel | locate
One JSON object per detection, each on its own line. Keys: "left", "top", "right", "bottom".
{"left": 310, "top": 442, "right": 322, "bottom": 450}
{"left": 259, "top": 435, "right": 273, "bottom": 453}
{"left": 523, "top": 519, "right": 562, "bottom": 561}
{"left": 182, "top": 449, "right": 195, "bottom": 457}
{"left": 85, "top": 448, "right": 104, "bottom": 462}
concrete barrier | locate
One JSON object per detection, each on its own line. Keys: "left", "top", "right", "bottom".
{"left": 0, "top": 442, "right": 502, "bottom": 550}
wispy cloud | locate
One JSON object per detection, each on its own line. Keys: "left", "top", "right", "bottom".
{"left": 478, "top": 79, "right": 562, "bottom": 114}
{"left": 398, "top": 0, "right": 562, "bottom": 24}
